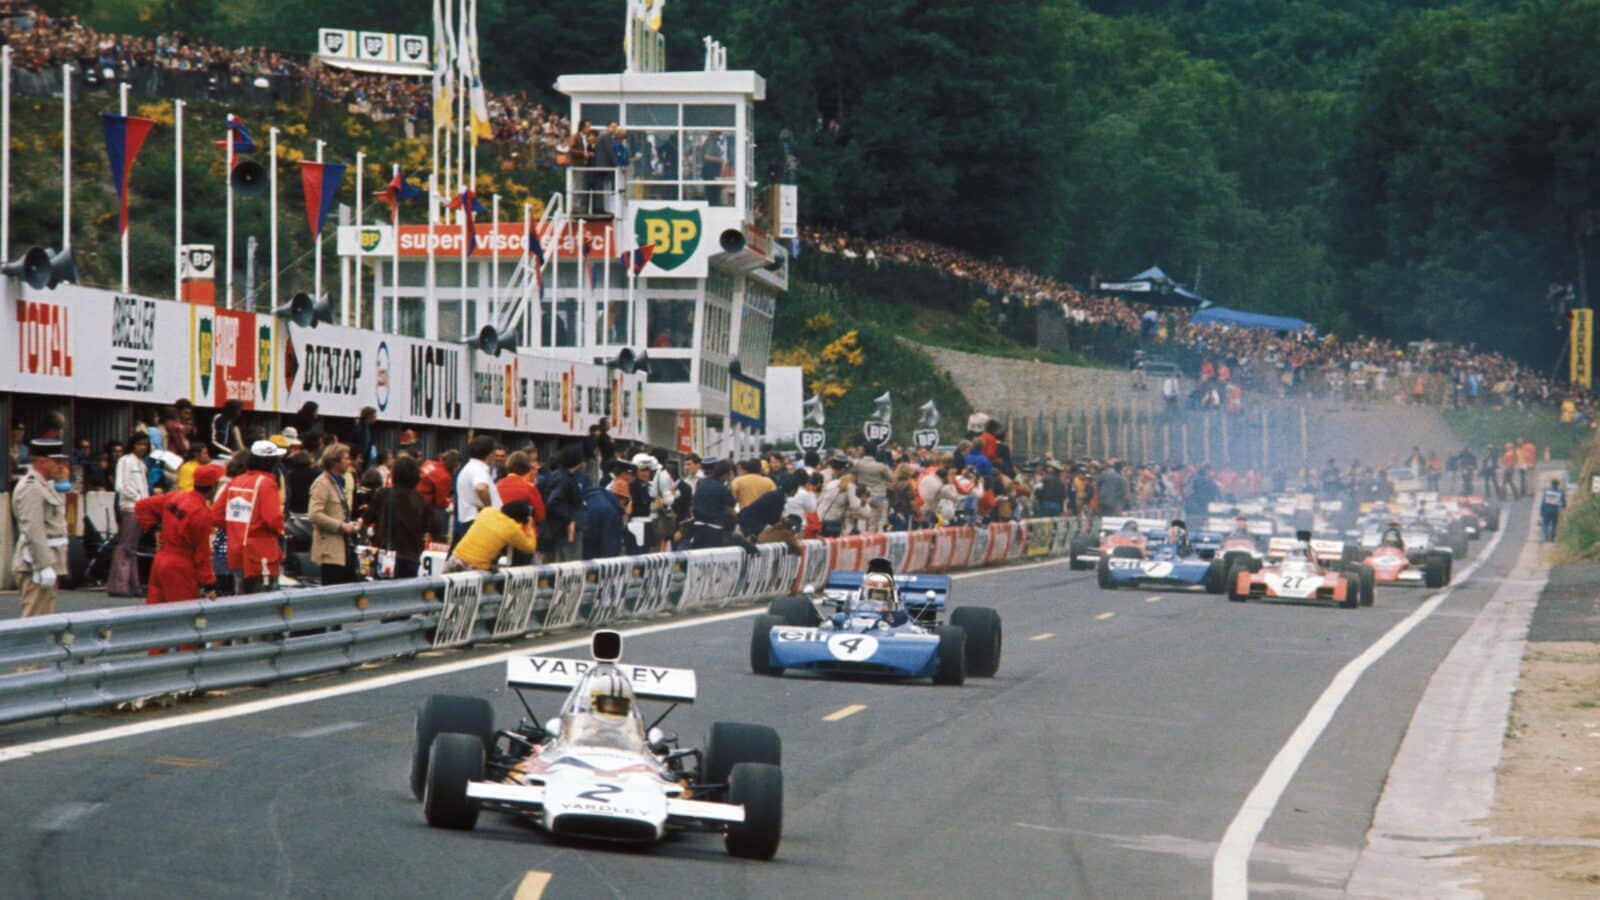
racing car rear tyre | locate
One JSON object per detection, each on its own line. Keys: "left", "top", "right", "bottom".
{"left": 1486, "top": 507, "right": 1500, "bottom": 532}
{"left": 1204, "top": 559, "right": 1227, "bottom": 594}
{"left": 1424, "top": 553, "right": 1448, "bottom": 589}
{"left": 1096, "top": 555, "right": 1116, "bottom": 590}
{"left": 1068, "top": 536, "right": 1093, "bottom": 570}
{"left": 725, "top": 762, "right": 784, "bottom": 860}
{"left": 1226, "top": 562, "right": 1250, "bottom": 603}
{"left": 410, "top": 694, "right": 495, "bottom": 801}
{"left": 749, "top": 615, "right": 785, "bottom": 676}
{"left": 704, "top": 722, "right": 782, "bottom": 789}
{"left": 950, "top": 606, "right": 1002, "bottom": 677}
{"left": 1337, "top": 569, "right": 1359, "bottom": 609}
{"left": 767, "top": 596, "right": 820, "bottom": 628}
{"left": 1358, "top": 564, "right": 1375, "bottom": 607}
{"left": 423, "top": 733, "right": 483, "bottom": 830}
{"left": 933, "top": 626, "right": 967, "bottom": 686}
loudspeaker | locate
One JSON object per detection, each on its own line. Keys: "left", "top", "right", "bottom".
{"left": 918, "top": 399, "right": 941, "bottom": 428}
{"left": 632, "top": 351, "right": 651, "bottom": 375}
{"left": 475, "top": 324, "right": 517, "bottom": 357}
{"left": 3, "top": 247, "right": 52, "bottom": 290}
{"left": 719, "top": 228, "right": 745, "bottom": 254}
{"left": 4, "top": 246, "right": 78, "bottom": 290}
{"left": 230, "top": 159, "right": 266, "bottom": 196}
{"left": 275, "top": 291, "right": 335, "bottom": 328}
{"left": 802, "top": 393, "right": 826, "bottom": 426}
{"left": 729, "top": 356, "right": 743, "bottom": 377}
{"left": 872, "top": 391, "right": 892, "bottom": 423}
{"left": 606, "top": 347, "right": 638, "bottom": 374}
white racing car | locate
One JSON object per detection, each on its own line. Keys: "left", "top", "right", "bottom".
{"left": 411, "top": 631, "right": 784, "bottom": 859}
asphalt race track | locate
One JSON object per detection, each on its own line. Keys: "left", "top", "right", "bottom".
{"left": 0, "top": 503, "right": 1531, "bottom": 899}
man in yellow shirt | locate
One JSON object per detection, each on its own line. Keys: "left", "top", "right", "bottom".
{"left": 445, "top": 500, "right": 538, "bottom": 572}
{"left": 176, "top": 444, "right": 212, "bottom": 492}
{"left": 730, "top": 459, "right": 776, "bottom": 510}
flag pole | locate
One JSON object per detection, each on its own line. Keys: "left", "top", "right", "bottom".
{"left": 174, "top": 99, "right": 183, "bottom": 303}
{"left": 118, "top": 80, "right": 129, "bottom": 292}
{"left": 1, "top": 46, "right": 10, "bottom": 263}
{"left": 353, "top": 149, "right": 364, "bottom": 326}
{"left": 459, "top": 186, "right": 468, "bottom": 339}
{"left": 522, "top": 200, "right": 531, "bottom": 344}
{"left": 490, "top": 192, "right": 499, "bottom": 325}
{"left": 392, "top": 164, "right": 401, "bottom": 334}
{"left": 269, "top": 126, "right": 279, "bottom": 313}
{"left": 603, "top": 218, "right": 611, "bottom": 344}
{"left": 577, "top": 218, "right": 586, "bottom": 347}
{"left": 60, "top": 65, "right": 72, "bottom": 254}
{"left": 315, "top": 139, "right": 326, "bottom": 307}
{"left": 225, "top": 113, "right": 235, "bottom": 308}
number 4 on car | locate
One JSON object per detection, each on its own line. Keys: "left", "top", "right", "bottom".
{"left": 750, "top": 557, "right": 1002, "bottom": 684}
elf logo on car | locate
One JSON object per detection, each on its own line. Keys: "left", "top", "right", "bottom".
{"left": 775, "top": 629, "right": 826, "bottom": 642}
{"left": 827, "top": 634, "right": 878, "bottom": 661}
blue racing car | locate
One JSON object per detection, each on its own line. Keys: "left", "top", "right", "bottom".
{"left": 1095, "top": 521, "right": 1228, "bottom": 593}
{"left": 750, "top": 558, "right": 1001, "bottom": 685}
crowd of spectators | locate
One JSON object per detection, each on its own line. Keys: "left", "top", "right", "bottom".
{"left": 806, "top": 225, "right": 1598, "bottom": 426}
{"left": 0, "top": 5, "right": 572, "bottom": 164}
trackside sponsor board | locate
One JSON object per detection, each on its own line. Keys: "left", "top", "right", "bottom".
{"left": 5, "top": 285, "right": 190, "bottom": 401}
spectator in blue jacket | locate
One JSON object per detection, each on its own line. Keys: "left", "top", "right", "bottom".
{"left": 582, "top": 481, "right": 626, "bottom": 559}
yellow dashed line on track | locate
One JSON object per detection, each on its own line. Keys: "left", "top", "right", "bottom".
{"left": 1094, "top": 612, "right": 1116, "bottom": 621}
{"left": 1030, "top": 632, "right": 1056, "bottom": 641}
{"left": 823, "top": 704, "right": 868, "bottom": 722}
{"left": 513, "top": 871, "right": 552, "bottom": 900}
{"left": 152, "top": 756, "right": 216, "bottom": 768}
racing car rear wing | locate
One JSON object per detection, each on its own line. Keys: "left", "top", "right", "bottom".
{"left": 823, "top": 570, "right": 952, "bottom": 609}
{"left": 506, "top": 656, "right": 698, "bottom": 703}
{"left": 1098, "top": 516, "right": 1169, "bottom": 537}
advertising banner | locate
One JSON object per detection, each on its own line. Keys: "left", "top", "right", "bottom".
{"left": 336, "top": 221, "right": 612, "bottom": 259}
{"left": 5, "top": 286, "right": 191, "bottom": 402}
{"left": 1571, "top": 307, "right": 1592, "bottom": 390}
{"left": 191, "top": 306, "right": 272, "bottom": 409}
{"left": 628, "top": 203, "right": 742, "bottom": 279}
{"left": 729, "top": 372, "right": 765, "bottom": 431}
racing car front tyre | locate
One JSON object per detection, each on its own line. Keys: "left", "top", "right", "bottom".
{"left": 1226, "top": 562, "right": 1250, "bottom": 603}
{"left": 725, "top": 763, "right": 783, "bottom": 860}
{"left": 768, "top": 596, "right": 821, "bottom": 628}
{"left": 1358, "top": 564, "right": 1376, "bottom": 607}
{"left": 933, "top": 626, "right": 967, "bottom": 686}
{"left": 749, "top": 615, "right": 784, "bottom": 676}
{"left": 1204, "top": 559, "right": 1226, "bottom": 594}
{"left": 704, "top": 722, "right": 783, "bottom": 788}
{"left": 950, "top": 607, "right": 1002, "bottom": 677}
{"left": 1096, "top": 556, "right": 1116, "bottom": 590}
{"left": 422, "top": 733, "right": 483, "bottom": 830}
{"left": 411, "top": 694, "right": 495, "bottom": 802}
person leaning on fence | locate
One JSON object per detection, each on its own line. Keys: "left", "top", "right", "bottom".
{"left": 309, "top": 444, "right": 362, "bottom": 586}
{"left": 495, "top": 451, "right": 546, "bottom": 566}
{"left": 446, "top": 500, "right": 538, "bottom": 573}
{"left": 361, "top": 455, "right": 432, "bottom": 579}
{"left": 11, "top": 438, "right": 69, "bottom": 618}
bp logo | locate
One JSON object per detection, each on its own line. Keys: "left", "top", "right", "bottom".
{"left": 360, "top": 228, "right": 383, "bottom": 253}
{"left": 635, "top": 207, "right": 701, "bottom": 271}
{"left": 196, "top": 316, "right": 214, "bottom": 397}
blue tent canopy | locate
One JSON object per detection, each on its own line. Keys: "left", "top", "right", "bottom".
{"left": 1189, "top": 305, "right": 1310, "bottom": 332}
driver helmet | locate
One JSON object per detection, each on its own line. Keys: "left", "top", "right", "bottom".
{"left": 862, "top": 572, "right": 897, "bottom": 611}
{"left": 1381, "top": 520, "right": 1404, "bottom": 547}
{"left": 588, "top": 666, "right": 634, "bottom": 719}
{"left": 1119, "top": 519, "right": 1140, "bottom": 534}
{"left": 1168, "top": 519, "right": 1189, "bottom": 547}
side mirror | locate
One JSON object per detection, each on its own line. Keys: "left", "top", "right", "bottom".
{"left": 647, "top": 726, "right": 666, "bottom": 746}
{"left": 544, "top": 717, "right": 562, "bottom": 738}
{"left": 924, "top": 590, "right": 936, "bottom": 601}
{"left": 801, "top": 584, "right": 816, "bottom": 597}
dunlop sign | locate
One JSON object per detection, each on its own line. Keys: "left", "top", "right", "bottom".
{"left": 1571, "top": 308, "right": 1593, "bottom": 390}
{"left": 729, "top": 372, "right": 765, "bottom": 431}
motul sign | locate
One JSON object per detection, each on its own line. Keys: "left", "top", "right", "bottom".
{"left": 16, "top": 299, "right": 72, "bottom": 377}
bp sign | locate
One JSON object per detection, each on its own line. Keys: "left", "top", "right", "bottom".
{"left": 798, "top": 428, "right": 826, "bottom": 451}
{"left": 862, "top": 421, "right": 891, "bottom": 444}
{"left": 635, "top": 207, "right": 702, "bottom": 271}
{"left": 913, "top": 428, "right": 940, "bottom": 450}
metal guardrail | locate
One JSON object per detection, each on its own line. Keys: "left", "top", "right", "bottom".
{"left": 0, "top": 518, "right": 1086, "bottom": 726}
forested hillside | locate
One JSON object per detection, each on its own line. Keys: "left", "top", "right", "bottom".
{"left": 61, "top": 0, "right": 1600, "bottom": 365}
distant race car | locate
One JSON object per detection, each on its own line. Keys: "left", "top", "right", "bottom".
{"left": 1228, "top": 533, "right": 1371, "bottom": 608}
{"left": 1095, "top": 538, "right": 1228, "bottom": 593}
{"left": 751, "top": 557, "right": 1001, "bottom": 684}
{"left": 412, "top": 631, "right": 784, "bottom": 860}
{"left": 1069, "top": 517, "right": 1166, "bottom": 570}
{"left": 1361, "top": 535, "right": 1452, "bottom": 589}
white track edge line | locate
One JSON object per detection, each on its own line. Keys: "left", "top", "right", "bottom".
{"left": 1210, "top": 514, "right": 1512, "bottom": 899}
{"left": 0, "top": 556, "right": 1070, "bottom": 764}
